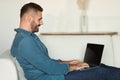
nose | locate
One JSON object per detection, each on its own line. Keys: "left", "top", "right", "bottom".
{"left": 40, "top": 20, "right": 43, "bottom": 25}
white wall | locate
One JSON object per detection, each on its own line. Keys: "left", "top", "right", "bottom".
{"left": 0, "top": 0, "right": 120, "bottom": 54}
{"left": 88, "top": 0, "right": 120, "bottom": 32}
{"left": 0, "top": 0, "right": 20, "bottom": 54}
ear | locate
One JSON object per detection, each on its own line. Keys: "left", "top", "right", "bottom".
{"left": 26, "top": 15, "right": 33, "bottom": 23}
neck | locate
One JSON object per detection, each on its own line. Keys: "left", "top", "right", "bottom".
{"left": 19, "top": 20, "right": 32, "bottom": 32}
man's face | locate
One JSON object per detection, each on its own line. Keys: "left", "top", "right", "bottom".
{"left": 30, "top": 11, "right": 43, "bottom": 33}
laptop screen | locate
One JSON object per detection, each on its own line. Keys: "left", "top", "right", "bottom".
{"left": 83, "top": 43, "right": 104, "bottom": 66}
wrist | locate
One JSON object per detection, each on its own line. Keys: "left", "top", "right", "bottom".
{"left": 69, "top": 64, "right": 77, "bottom": 72}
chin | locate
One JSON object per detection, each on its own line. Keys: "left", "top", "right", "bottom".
{"left": 34, "top": 29, "right": 39, "bottom": 33}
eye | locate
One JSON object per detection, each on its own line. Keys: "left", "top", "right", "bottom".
{"left": 38, "top": 18, "right": 42, "bottom": 22}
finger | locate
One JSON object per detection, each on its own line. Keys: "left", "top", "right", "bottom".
{"left": 76, "top": 66, "right": 84, "bottom": 70}
{"left": 83, "top": 64, "right": 90, "bottom": 68}
{"left": 70, "top": 60, "right": 81, "bottom": 64}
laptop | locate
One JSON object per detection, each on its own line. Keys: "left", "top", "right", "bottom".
{"left": 83, "top": 43, "right": 104, "bottom": 68}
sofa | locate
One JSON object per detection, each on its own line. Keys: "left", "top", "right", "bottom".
{"left": 0, "top": 50, "right": 27, "bottom": 80}
{"left": 0, "top": 35, "right": 120, "bottom": 80}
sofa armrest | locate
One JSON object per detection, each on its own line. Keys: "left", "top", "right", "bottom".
{"left": 0, "top": 58, "right": 18, "bottom": 80}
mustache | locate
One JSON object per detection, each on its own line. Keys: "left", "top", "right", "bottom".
{"left": 37, "top": 24, "right": 40, "bottom": 26}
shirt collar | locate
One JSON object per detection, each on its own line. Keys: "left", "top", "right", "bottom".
{"left": 15, "top": 28, "right": 38, "bottom": 39}
{"left": 15, "top": 28, "right": 34, "bottom": 35}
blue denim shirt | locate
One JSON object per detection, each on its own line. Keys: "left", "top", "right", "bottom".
{"left": 11, "top": 28, "right": 69, "bottom": 80}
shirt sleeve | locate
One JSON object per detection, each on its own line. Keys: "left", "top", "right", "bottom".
{"left": 18, "top": 37, "right": 69, "bottom": 75}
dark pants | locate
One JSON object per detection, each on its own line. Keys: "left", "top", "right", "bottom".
{"left": 65, "top": 64, "right": 120, "bottom": 80}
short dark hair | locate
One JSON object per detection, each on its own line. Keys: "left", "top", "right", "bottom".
{"left": 20, "top": 2, "right": 43, "bottom": 18}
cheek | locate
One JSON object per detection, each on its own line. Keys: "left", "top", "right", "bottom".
{"left": 31, "top": 21, "right": 35, "bottom": 26}
{"left": 35, "top": 20, "right": 39, "bottom": 25}
{"left": 31, "top": 21, "right": 36, "bottom": 28}
{"left": 37, "top": 20, "right": 41, "bottom": 25}
{"left": 32, "top": 20, "right": 37, "bottom": 26}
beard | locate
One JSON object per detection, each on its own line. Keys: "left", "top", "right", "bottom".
{"left": 31, "top": 21, "right": 40, "bottom": 33}
{"left": 33, "top": 26, "right": 39, "bottom": 32}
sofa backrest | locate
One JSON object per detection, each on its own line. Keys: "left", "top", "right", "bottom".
{"left": 0, "top": 50, "right": 18, "bottom": 80}
{"left": 10, "top": 54, "right": 27, "bottom": 80}
{"left": 0, "top": 50, "right": 27, "bottom": 80}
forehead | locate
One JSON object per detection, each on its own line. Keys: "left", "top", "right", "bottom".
{"left": 36, "top": 11, "right": 42, "bottom": 17}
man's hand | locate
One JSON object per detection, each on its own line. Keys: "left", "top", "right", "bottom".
{"left": 75, "top": 62, "right": 89, "bottom": 70}
{"left": 61, "top": 59, "right": 89, "bottom": 72}
{"left": 69, "top": 61, "right": 89, "bottom": 71}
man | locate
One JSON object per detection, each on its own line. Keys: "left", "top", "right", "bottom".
{"left": 11, "top": 2, "right": 120, "bottom": 80}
